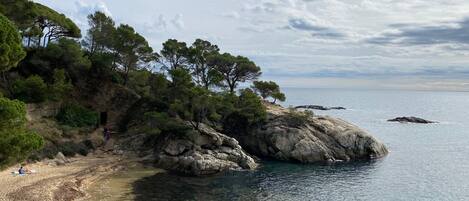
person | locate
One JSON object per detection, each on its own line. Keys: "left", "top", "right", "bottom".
{"left": 103, "top": 127, "right": 111, "bottom": 144}
{"left": 18, "top": 166, "right": 25, "bottom": 175}
{"left": 18, "top": 166, "right": 31, "bottom": 175}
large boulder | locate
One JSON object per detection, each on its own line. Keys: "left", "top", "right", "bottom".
{"left": 236, "top": 104, "right": 388, "bottom": 163}
{"left": 155, "top": 124, "right": 258, "bottom": 176}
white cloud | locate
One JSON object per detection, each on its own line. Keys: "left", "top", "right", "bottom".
{"left": 171, "top": 14, "right": 185, "bottom": 30}
{"left": 33, "top": 0, "right": 469, "bottom": 90}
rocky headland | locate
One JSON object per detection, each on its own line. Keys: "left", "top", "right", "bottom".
{"left": 234, "top": 104, "right": 388, "bottom": 163}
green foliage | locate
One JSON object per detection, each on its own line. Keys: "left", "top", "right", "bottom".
{"left": 49, "top": 69, "right": 73, "bottom": 101}
{"left": 0, "top": 0, "right": 37, "bottom": 31}
{"left": 0, "top": 14, "right": 26, "bottom": 73}
{"left": 220, "top": 88, "right": 267, "bottom": 134}
{"left": 160, "top": 39, "right": 189, "bottom": 70}
{"left": 56, "top": 141, "right": 89, "bottom": 157}
{"left": 208, "top": 53, "right": 262, "bottom": 93}
{"left": 252, "top": 80, "right": 286, "bottom": 103}
{"left": 113, "top": 24, "right": 156, "bottom": 85}
{"left": 284, "top": 107, "right": 314, "bottom": 127}
{"left": 0, "top": 97, "right": 43, "bottom": 168}
{"left": 20, "top": 38, "right": 91, "bottom": 82}
{"left": 11, "top": 71, "right": 71, "bottom": 103}
{"left": 0, "top": 97, "right": 26, "bottom": 129}
{"left": 272, "top": 91, "right": 286, "bottom": 103}
{"left": 148, "top": 73, "right": 169, "bottom": 100}
{"left": 252, "top": 81, "right": 279, "bottom": 99}
{"left": 1, "top": 1, "right": 81, "bottom": 47}
{"left": 83, "top": 11, "right": 116, "bottom": 54}
{"left": 56, "top": 103, "right": 98, "bottom": 127}
{"left": 188, "top": 39, "right": 222, "bottom": 89}
{"left": 144, "top": 111, "right": 192, "bottom": 136}
{"left": 11, "top": 75, "right": 48, "bottom": 103}
{"left": 33, "top": 3, "right": 81, "bottom": 46}
{"left": 128, "top": 70, "right": 151, "bottom": 98}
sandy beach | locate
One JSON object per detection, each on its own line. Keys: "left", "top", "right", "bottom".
{"left": 0, "top": 153, "right": 127, "bottom": 201}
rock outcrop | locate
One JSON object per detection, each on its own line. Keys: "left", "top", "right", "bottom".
{"left": 155, "top": 124, "right": 258, "bottom": 176}
{"left": 388, "top": 116, "right": 436, "bottom": 124}
{"left": 296, "top": 105, "right": 346, "bottom": 111}
{"left": 235, "top": 104, "right": 388, "bottom": 163}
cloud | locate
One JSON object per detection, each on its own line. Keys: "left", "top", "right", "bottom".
{"left": 143, "top": 15, "right": 168, "bottom": 34}
{"left": 287, "top": 17, "right": 345, "bottom": 38}
{"left": 367, "top": 18, "right": 469, "bottom": 45}
{"left": 74, "top": 0, "right": 111, "bottom": 17}
{"left": 222, "top": 11, "right": 241, "bottom": 19}
{"left": 171, "top": 14, "right": 185, "bottom": 30}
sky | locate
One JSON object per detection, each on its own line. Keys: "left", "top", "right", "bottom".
{"left": 33, "top": 0, "right": 469, "bottom": 91}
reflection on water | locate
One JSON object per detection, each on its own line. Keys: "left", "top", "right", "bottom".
{"left": 132, "top": 159, "right": 383, "bottom": 201}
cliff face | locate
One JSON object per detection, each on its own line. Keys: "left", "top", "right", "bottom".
{"left": 234, "top": 104, "right": 388, "bottom": 163}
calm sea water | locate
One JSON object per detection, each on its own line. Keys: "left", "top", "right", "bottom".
{"left": 130, "top": 88, "right": 469, "bottom": 201}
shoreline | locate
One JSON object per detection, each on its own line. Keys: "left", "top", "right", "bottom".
{"left": 0, "top": 152, "right": 155, "bottom": 201}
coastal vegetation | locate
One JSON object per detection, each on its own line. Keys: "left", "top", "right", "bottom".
{"left": 0, "top": 1, "right": 286, "bottom": 167}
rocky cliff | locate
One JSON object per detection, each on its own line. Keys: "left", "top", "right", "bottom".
{"left": 154, "top": 124, "right": 258, "bottom": 176}
{"left": 234, "top": 104, "right": 388, "bottom": 163}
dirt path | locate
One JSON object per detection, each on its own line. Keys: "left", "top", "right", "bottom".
{"left": 0, "top": 153, "right": 125, "bottom": 201}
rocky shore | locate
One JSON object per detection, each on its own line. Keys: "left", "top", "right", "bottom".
{"left": 155, "top": 124, "right": 257, "bottom": 176}
{"left": 235, "top": 104, "right": 388, "bottom": 163}
{"left": 147, "top": 103, "right": 388, "bottom": 174}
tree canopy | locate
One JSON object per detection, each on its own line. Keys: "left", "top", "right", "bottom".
{"left": 252, "top": 80, "right": 286, "bottom": 103}
{"left": 160, "top": 39, "right": 190, "bottom": 71}
{"left": 0, "top": 1, "right": 81, "bottom": 47}
{"left": 82, "top": 11, "right": 116, "bottom": 55}
{"left": 113, "top": 24, "right": 156, "bottom": 85}
{"left": 208, "top": 53, "right": 261, "bottom": 93}
{"left": 0, "top": 14, "right": 26, "bottom": 73}
{"left": 188, "top": 39, "right": 222, "bottom": 89}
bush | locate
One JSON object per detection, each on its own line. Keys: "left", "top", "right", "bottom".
{"left": 57, "top": 141, "right": 89, "bottom": 157}
{"left": 284, "top": 107, "right": 314, "bottom": 127}
{"left": 144, "top": 111, "right": 192, "bottom": 136}
{"left": 48, "top": 69, "right": 73, "bottom": 101}
{"left": 0, "top": 97, "right": 44, "bottom": 168}
{"left": 56, "top": 103, "right": 98, "bottom": 127}
{"left": 11, "top": 75, "right": 48, "bottom": 103}
{"left": 221, "top": 89, "right": 267, "bottom": 135}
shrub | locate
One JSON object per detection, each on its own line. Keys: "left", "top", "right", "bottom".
{"left": 144, "top": 111, "right": 192, "bottom": 136}
{"left": 11, "top": 75, "right": 47, "bottom": 103}
{"left": 284, "top": 107, "right": 314, "bottom": 127}
{"left": 0, "top": 97, "right": 44, "bottom": 168}
{"left": 221, "top": 89, "right": 267, "bottom": 135}
{"left": 57, "top": 141, "right": 89, "bottom": 157}
{"left": 56, "top": 103, "right": 98, "bottom": 127}
{"left": 48, "top": 69, "right": 73, "bottom": 101}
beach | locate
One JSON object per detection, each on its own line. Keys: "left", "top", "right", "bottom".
{"left": 0, "top": 153, "right": 127, "bottom": 201}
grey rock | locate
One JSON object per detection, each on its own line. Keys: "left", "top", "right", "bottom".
{"left": 388, "top": 116, "right": 437, "bottom": 124}
{"left": 296, "top": 105, "right": 346, "bottom": 111}
{"left": 236, "top": 104, "right": 388, "bottom": 163}
{"left": 55, "top": 152, "right": 69, "bottom": 163}
{"left": 155, "top": 124, "right": 258, "bottom": 176}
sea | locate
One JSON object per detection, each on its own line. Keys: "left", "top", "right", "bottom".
{"left": 90, "top": 88, "right": 469, "bottom": 201}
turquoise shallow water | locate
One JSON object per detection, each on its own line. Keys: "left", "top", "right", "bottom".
{"left": 132, "top": 88, "right": 469, "bottom": 201}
